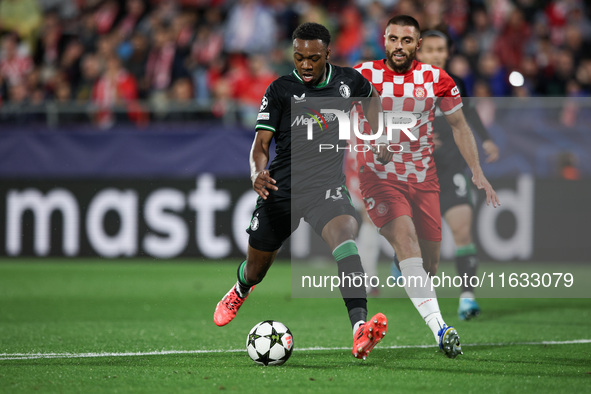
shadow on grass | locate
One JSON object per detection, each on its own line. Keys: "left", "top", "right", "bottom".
{"left": 386, "top": 346, "right": 590, "bottom": 379}
{"left": 478, "top": 298, "right": 591, "bottom": 322}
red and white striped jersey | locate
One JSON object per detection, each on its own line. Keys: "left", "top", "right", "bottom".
{"left": 353, "top": 59, "right": 462, "bottom": 183}
{"left": 0, "top": 56, "right": 32, "bottom": 86}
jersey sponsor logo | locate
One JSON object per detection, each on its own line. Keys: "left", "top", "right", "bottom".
{"left": 339, "top": 83, "right": 351, "bottom": 98}
{"left": 293, "top": 93, "right": 306, "bottom": 103}
{"left": 291, "top": 108, "right": 339, "bottom": 129}
{"left": 413, "top": 86, "right": 426, "bottom": 100}
{"left": 451, "top": 86, "right": 460, "bottom": 96}
{"left": 291, "top": 115, "right": 310, "bottom": 127}
{"left": 260, "top": 96, "right": 268, "bottom": 111}
{"left": 257, "top": 112, "right": 270, "bottom": 120}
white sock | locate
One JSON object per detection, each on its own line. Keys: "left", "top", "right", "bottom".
{"left": 425, "top": 312, "right": 446, "bottom": 342}
{"left": 399, "top": 257, "right": 446, "bottom": 342}
{"left": 460, "top": 291, "right": 475, "bottom": 300}
{"left": 353, "top": 320, "right": 364, "bottom": 337}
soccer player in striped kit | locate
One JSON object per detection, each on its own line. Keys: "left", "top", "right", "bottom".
{"left": 353, "top": 15, "right": 500, "bottom": 358}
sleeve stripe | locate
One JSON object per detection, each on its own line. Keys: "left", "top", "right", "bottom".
{"left": 255, "top": 124, "right": 276, "bottom": 132}
{"left": 442, "top": 102, "right": 463, "bottom": 115}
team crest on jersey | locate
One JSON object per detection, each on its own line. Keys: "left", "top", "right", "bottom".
{"left": 260, "top": 96, "right": 268, "bottom": 111}
{"left": 413, "top": 86, "right": 426, "bottom": 100}
{"left": 339, "top": 83, "right": 351, "bottom": 98}
{"left": 250, "top": 216, "right": 259, "bottom": 231}
{"left": 376, "top": 202, "right": 389, "bottom": 216}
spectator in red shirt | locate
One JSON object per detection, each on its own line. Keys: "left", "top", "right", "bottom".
{"left": 94, "top": 0, "right": 121, "bottom": 36}
{"left": 232, "top": 55, "right": 277, "bottom": 127}
{"left": 115, "top": 0, "right": 148, "bottom": 41}
{"left": 0, "top": 33, "right": 33, "bottom": 88}
{"left": 144, "top": 23, "right": 189, "bottom": 107}
{"left": 334, "top": 5, "right": 363, "bottom": 65}
{"left": 92, "top": 55, "right": 140, "bottom": 128}
{"left": 493, "top": 8, "right": 531, "bottom": 71}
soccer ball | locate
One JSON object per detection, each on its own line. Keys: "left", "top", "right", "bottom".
{"left": 246, "top": 320, "right": 294, "bottom": 366}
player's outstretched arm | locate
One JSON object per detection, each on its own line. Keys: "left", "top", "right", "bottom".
{"left": 250, "top": 129, "right": 278, "bottom": 200}
{"left": 444, "top": 109, "right": 500, "bottom": 208}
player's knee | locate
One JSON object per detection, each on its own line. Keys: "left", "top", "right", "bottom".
{"left": 322, "top": 217, "right": 358, "bottom": 249}
{"left": 449, "top": 219, "right": 473, "bottom": 246}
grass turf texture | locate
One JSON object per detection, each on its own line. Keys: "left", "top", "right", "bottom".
{"left": 0, "top": 259, "right": 589, "bottom": 393}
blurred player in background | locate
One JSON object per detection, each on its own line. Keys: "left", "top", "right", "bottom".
{"left": 417, "top": 29, "right": 499, "bottom": 320}
{"left": 214, "top": 22, "right": 388, "bottom": 360}
{"left": 354, "top": 15, "right": 500, "bottom": 358}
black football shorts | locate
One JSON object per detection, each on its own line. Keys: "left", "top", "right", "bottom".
{"left": 438, "top": 166, "right": 473, "bottom": 215}
{"left": 246, "top": 185, "right": 360, "bottom": 252}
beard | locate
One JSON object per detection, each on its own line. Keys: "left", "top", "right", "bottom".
{"left": 385, "top": 48, "right": 416, "bottom": 73}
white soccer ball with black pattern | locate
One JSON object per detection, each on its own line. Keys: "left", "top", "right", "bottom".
{"left": 246, "top": 320, "right": 294, "bottom": 366}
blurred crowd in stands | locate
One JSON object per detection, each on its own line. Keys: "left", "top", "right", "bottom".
{"left": 0, "top": 0, "right": 589, "bottom": 127}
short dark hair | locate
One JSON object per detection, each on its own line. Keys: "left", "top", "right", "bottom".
{"left": 292, "top": 22, "right": 331, "bottom": 47}
{"left": 421, "top": 29, "right": 451, "bottom": 49}
{"left": 386, "top": 15, "right": 420, "bottom": 32}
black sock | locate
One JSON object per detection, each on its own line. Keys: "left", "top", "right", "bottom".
{"left": 333, "top": 241, "right": 368, "bottom": 328}
{"left": 456, "top": 253, "right": 478, "bottom": 294}
{"left": 347, "top": 304, "right": 368, "bottom": 330}
{"left": 235, "top": 261, "right": 252, "bottom": 298}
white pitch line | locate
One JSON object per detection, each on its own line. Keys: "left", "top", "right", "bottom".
{"left": 0, "top": 339, "right": 589, "bottom": 361}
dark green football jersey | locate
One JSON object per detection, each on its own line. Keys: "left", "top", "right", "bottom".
{"left": 255, "top": 63, "right": 372, "bottom": 199}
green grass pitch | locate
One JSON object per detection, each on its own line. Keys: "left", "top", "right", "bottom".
{"left": 0, "top": 259, "right": 589, "bottom": 393}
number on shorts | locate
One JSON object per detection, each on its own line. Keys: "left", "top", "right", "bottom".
{"left": 325, "top": 187, "right": 343, "bottom": 200}
{"left": 453, "top": 173, "right": 468, "bottom": 197}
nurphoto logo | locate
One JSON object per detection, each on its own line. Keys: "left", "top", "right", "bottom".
{"left": 307, "top": 108, "right": 418, "bottom": 153}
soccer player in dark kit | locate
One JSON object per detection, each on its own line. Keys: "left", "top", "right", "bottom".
{"left": 417, "top": 29, "right": 500, "bottom": 321}
{"left": 213, "top": 22, "right": 387, "bottom": 360}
